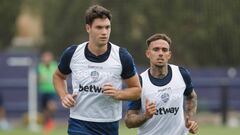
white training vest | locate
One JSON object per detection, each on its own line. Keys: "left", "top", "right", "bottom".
{"left": 138, "top": 64, "right": 189, "bottom": 135}
{"left": 69, "top": 42, "right": 123, "bottom": 122}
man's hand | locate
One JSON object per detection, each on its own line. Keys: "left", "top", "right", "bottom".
{"left": 144, "top": 98, "right": 156, "bottom": 120}
{"left": 61, "top": 93, "right": 77, "bottom": 108}
{"left": 185, "top": 116, "right": 198, "bottom": 134}
{"left": 102, "top": 83, "right": 120, "bottom": 99}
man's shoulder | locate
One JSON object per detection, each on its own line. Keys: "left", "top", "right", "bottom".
{"left": 169, "top": 64, "right": 179, "bottom": 68}
{"left": 169, "top": 64, "right": 189, "bottom": 74}
{"left": 65, "top": 42, "right": 87, "bottom": 54}
{"left": 140, "top": 69, "right": 149, "bottom": 77}
{"left": 109, "top": 42, "right": 120, "bottom": 50}
{"left": 109, "top": 41, "right": 118, "bottom": 46}
{"left": 68, "top": 41, "right": 87, "bottom": 49}
{"left": 109, "top": 42, "right": 131, "bottom": 54}
{"left": 73, "top": 42, "right": 87, "bottom": 49}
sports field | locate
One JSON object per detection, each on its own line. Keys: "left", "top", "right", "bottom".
{"left": 0, "top": 122, "right": 239, "bottom": 135}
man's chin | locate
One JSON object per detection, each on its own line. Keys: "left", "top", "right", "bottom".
{"left": 155, "top": 63, "right": 165, "bottom": 68}
{"left": 99, "top": 41, "right": 108, "bottom": 45}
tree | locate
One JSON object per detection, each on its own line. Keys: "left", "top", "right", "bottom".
{"left": 0, "top": 0, "right": 22, "bottom": 50}
{"left": 23, "top": 0, "right": 240, "bottom": 67}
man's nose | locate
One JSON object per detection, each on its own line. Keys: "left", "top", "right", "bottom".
{"left": 158, "top": 50, "right": 164, "bottom": 56}
{"left": 102, "top": 28, "right": 108, "bottom": 35}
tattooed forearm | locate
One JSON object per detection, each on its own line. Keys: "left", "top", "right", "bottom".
{"left": 124, "top": 110, "right": 148, "bottom": 128}
{"left": 185, "top": 90, "right": 197, "bottom": 118}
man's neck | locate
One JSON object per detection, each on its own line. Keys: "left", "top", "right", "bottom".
{"left": 88, "top": 41, "right": 108, "bottom": 56}
{"left": 150, "top": 64, "right": 168, "bottom": 79}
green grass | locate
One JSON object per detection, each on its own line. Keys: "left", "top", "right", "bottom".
{"left": 0, "top": 123, "right": 240, "bottom": 135}
{"left": 198, "top": 124, "right": 240, "bottom": 135}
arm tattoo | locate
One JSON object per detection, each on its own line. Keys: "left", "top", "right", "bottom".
{"left": 124, "top": 110, "right": 148, "bottom": 128}
{"left": 185, "top": 90, "right": 197, "bottom": 118}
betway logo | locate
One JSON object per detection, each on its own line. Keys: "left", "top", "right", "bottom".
{"left": 155, "top": 107, "right": 179, "bottom": 115}
{"left": 79, "top": 84, "right": 102, "bottom": 93}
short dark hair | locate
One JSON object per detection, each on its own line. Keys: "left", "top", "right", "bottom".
{"left": 146, "top": 33, "right": 172, "bottom": 46}
{"left": 85, "top": 5, "right": 112, "bottom": 25}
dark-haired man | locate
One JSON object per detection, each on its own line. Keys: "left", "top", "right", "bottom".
{"left": 53, "top": 5, "right": 141, "bottom": 135}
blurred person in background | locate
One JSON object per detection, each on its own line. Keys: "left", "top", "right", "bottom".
{"left": 38, "top": 51, "right": 58, "bottom": 134}
{"left": 53, "top": 5, "right": 141, "bottom": 135}
{"left": 0, "top": 93, "right": 10, "bottom": 131}
{"left": 124, "top": 33, "right": 198, "bottom": 135}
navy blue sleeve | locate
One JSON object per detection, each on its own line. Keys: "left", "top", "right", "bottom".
{"left": 179, "top": 67, "right": 194, "bottom": 96}
{"left": 119, "top": 48, "right": 137, "bottom": 79}
{"left": 58, "top": 45, "right": 78, "bottom": 75}
{"left": 127, "top": 99, "right": 141, "bottom": 110}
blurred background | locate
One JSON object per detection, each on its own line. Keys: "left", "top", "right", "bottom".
{"left": 0, "top": 0, "right": 239, "bottom": 134}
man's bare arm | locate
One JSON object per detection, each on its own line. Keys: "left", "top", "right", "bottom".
{"left": 185, "top": 90, "right": 198, "bottom": 134}
{"left": 103, "top": 74, "right": 141, "bottom": 101}
{"left": 53, "top": 69, "right": 76, "bottom": 108}
{"left": 124, "top": 99, "right": 156, "bottom": 128}
{"left": 118, "top": 74, "right": 141, "bottom": 100}
{"left": 53, "top": 69, "right": 68, "bottom": 99}
{"left": 185, "top": 90, "right": 197, "bottom": 119}
{"left": 124, "top": 110, "right": 148, "bottom": 128}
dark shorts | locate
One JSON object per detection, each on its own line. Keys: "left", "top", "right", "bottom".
{"left": 39, "top": 93, "right": 57, "bottom": 111}
{"left": 68, "top": 118, "right": 119, "bottom": 135}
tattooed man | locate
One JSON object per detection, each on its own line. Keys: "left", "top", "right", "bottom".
{"left": 124, "top": 33, "right": 198, "bottom": 135}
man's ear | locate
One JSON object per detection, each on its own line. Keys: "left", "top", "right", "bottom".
{"left": 168, "top": 51, "right": 172, "bottom": 60}
{"left": 145, "top": 49, "right": 150, "bottom": 59}
{"left": 86, "top": 24, "right": 90, "bottom": 33}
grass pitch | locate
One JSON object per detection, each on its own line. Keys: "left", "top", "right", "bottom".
{"left": 0, "top": 122, "right": 239, "bottom": 135}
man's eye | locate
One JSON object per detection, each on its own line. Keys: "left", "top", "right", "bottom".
{"left": 162, "top": 48, "right": 169, "bottom": 52}
{"left": 153, "top": 48, "right": 159, "bottom": 51}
